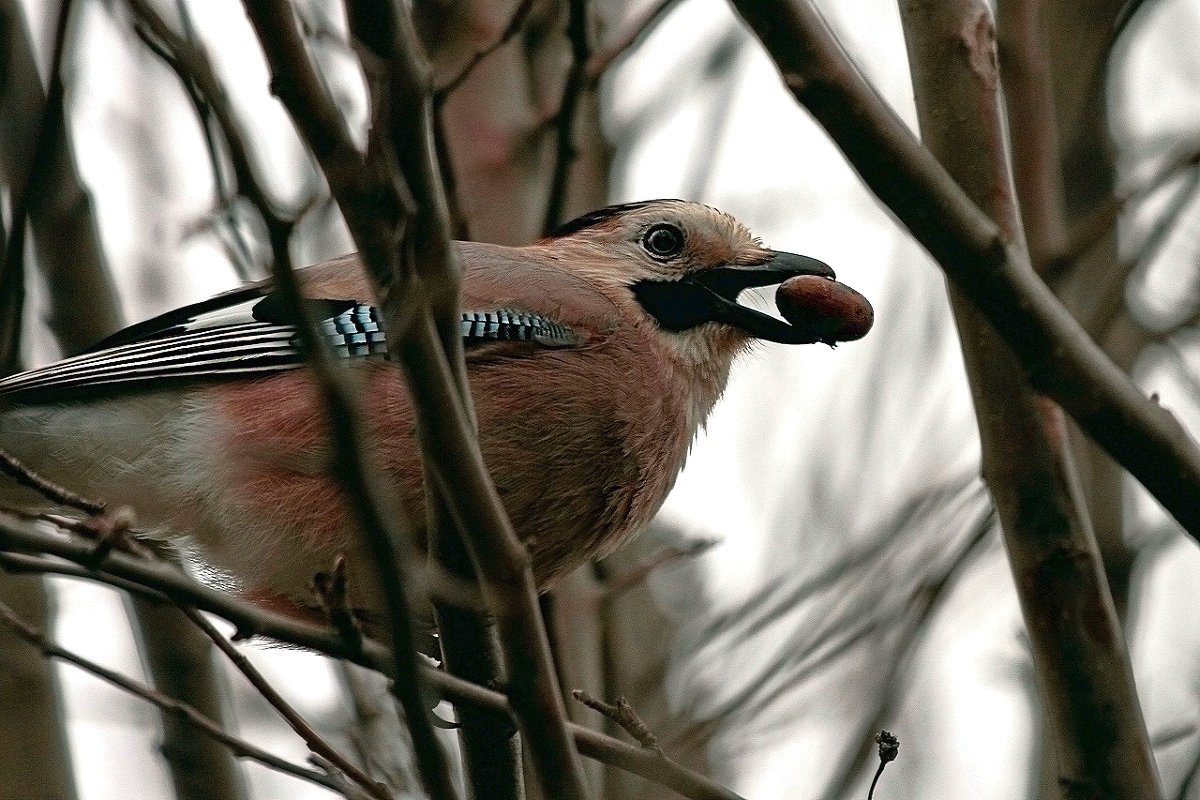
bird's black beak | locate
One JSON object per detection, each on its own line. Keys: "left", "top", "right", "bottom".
{"left": 632, "top": 250, "right": 836, "bottom": 344}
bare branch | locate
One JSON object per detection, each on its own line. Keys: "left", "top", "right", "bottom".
{"left": 245, "top": 2, "right": 590, "bottom": 796}
{"left": 728, "top": 0, "right": 1200, "bottom": 544}
{"left": 542, "top": 0, "right": 591, "bottom": 233}
{"left": 138, "top": 6, "right": 457, "bottom": 796}
{"left": 0, "top": 448, "right": 106, "bottom": 515}
{"left": 0, "top": 598, "right": 345, "bottom": 794}
{"left": 586, "top": 0, "right": 678, "bottom": 81}
{"left": 996, "top": 0, "right": 1069, "bottom": 274}
{"left": 0, "top": 510, "right": 747, "bottom": 800}
{"left": 190, "top": 601, "right": 392, "bottom": 800}
{"left": 432, "top": 0, "right": 536, "bottom": 106}
{"left": 896, "top": 0, "right": 1161, "bottom": 793}
{"left": 572, "top": 690, "right": 661, "bottom": 753}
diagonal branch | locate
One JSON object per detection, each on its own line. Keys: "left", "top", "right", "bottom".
{"left": 432, "top": 0, "right": 536, "bottom": 107}
{"left": 0, "top": 510, "right": 746, "bottom": 800}
{"left": 895, "top": 0, "right": 1161, "bottom": 793}
{"left": 729, "top": 0, "right": 1200, "bottom": 545}
{"left": 0, "top": 599, "right": 345, "bottom": 795}
{"left": 105, "top": 7, "right": 451, "bottom": 797}
{"left": 542, "top": 0, "right": 591, "bottom": 234}
{"left": 242, "top": 2, "right": 590, "bottom": 798}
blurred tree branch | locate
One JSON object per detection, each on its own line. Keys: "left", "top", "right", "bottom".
{"left": 0, "top": 0, "right": 122, "bottom": 369}
{"left": 432, "top": 0, "right": 535, "bottom": 107}
{"left": 542, "top": 0, "right": 591, "bottom": 233}
{"left": 0, "top": 570, "right": 76, "bottom": 800}
{"left": 0, "top": 509, "right": 748, "bottom": 800}
{"left": 0, "top": 597, "right": 349, "bottom": 795}
{"left": 585, "top": 0, "right": 678, "bottom": 80}
{"left": 128, "top": 585, "right": 251, "bottom": 800}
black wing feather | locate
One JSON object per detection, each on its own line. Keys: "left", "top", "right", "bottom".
{"left": 0, "top": 285, "right": 581, "bottom": 405}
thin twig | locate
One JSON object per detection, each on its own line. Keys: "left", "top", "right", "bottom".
{"left": 0, "top": 598, "right": 344, "bottom": 794}
{"left": 432, "top": 0, "right": 536, "bottom": 106}
{"left": 0, "top": 550, "right": 170, "bottom": 602}
{"left": 542, "top": 0, "right": 591, "bottom": 233}
{"left": 187, "top": 602, "right": 391, "bottom": 800}
{"left": 585, "top": 0, "right": 678, "bottom": 81}
{"left": 0, "top": 510, "right": 745, "bottom": 800}
{"left": 0, "top": 448, "right": 105, "bottom": 515}
{"left": 0, "top": 0, "right": 77, "bottom": 373}
{"left": 131, "top": 0, "right": 258, "bottom": 280}
{"left": 729, "top": 0, "right": 1200, "bottom": 544}
{"left": 866, "top": 731, "right": 898, "bottom": 800}
{"left": 128, "top": 0, "right": 269, "bottom": 217}
{"left": 572, "top": 690, "right": 661, "bottom": 753}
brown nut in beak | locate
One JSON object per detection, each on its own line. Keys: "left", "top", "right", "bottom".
{"left": 775, "top": 275, "right": 874, "bottom": 345}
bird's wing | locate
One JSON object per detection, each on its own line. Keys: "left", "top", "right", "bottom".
{"left": 0, "top": 281, "right": 582, "bottom": 404}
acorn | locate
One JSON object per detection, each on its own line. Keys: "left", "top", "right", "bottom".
{"left": 775, "top": 275, "right": 874, "bottom": 344}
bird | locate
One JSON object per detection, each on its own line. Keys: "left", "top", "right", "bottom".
{"left": 0, "top": 199, "right": 872, "bottom": 618}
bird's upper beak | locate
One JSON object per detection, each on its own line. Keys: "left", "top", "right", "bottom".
{"left": 633, "top": 250, "right": 844, "bottom": 344}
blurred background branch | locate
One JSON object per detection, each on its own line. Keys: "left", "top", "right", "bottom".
{"left": 2, "top": 0, "right": 1200, "bottom": 798}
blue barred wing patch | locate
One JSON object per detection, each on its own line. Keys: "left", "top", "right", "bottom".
{"left": 460, "top": 309, "right": 580, "bottom": 347}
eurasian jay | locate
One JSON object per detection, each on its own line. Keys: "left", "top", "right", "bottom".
{"left": 0, "top": 200, "right": 871, "bottom": 615}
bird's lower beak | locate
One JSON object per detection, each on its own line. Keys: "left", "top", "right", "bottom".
{"left": 696, "top": 251, "right": 843, "bottom": 344}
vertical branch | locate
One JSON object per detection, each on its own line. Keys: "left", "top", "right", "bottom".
{"left": 127, "top": 596, "right": 251, "bottom": 800}
{"left": 895, "top": 0, "right": 1160, "bottom": 797}
{"left": 243, "top": 1, "right": 586, "bottom": 796}
{"left": 542, "top": 0, "right": 591, "bottom": 234}
{"left": 354, "top": 6, "right": 524, "bottom": 799}
{"left": 1038, "top": 0, "right": 1140, "bottom": 617}
{"left": 132, "top": 3, "right": 456, "bottom": 797}
{"left": 995, "top": 0, "right": 1069, "bottom": 275}
{"left": 259, "top": 2, "right": 589, "bottom": 797}
{"left": 0, "top": 574, "right": 78, "bottom": 800}
{"left": 998, "top": 0, "right": 1137, "bottom": 619}
{"left": 261, "top": 179, "right": 457, "bottom": 800}
{"left": 5, "top": 0, "right": 123, "bottom": 362}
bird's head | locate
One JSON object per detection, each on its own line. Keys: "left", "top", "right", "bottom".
{"left": 542, "top": 199, "right": 856, "bottom": 363}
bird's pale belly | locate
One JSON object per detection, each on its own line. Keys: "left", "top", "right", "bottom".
{"left": 197, "top": 355, "right": 688, "bottom": 611}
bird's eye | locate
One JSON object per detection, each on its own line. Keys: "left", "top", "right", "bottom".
{"left": 642, "top": 224, "right": 685, "bottom": 259}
